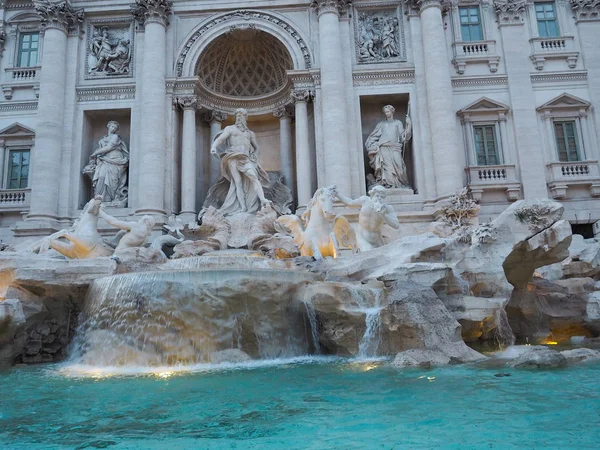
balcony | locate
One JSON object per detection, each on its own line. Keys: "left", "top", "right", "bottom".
{"left": 530, "top": 36, "right": 579, "bottom": 70}
{"left": 0, "top": 188, "right": 31, "bottom": 212}
{"left": 546, "top": 160, "right": 600, "bottom": 199}
{"left": 2, "top": 66, "right": 41, "bottom": 100}
{"left": 465, "top": 164, "right": 521, "bottom": 202}
{"left": 452, "top": 40, "right": 500, "bottom": 75}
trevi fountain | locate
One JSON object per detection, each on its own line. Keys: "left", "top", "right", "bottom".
{"left": 1, "top": 0, "right": 600, "bottom": 449}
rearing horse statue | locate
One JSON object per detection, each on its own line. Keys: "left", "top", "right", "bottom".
{"left": 275, "top": 186, "right": 356, "bottom": 259}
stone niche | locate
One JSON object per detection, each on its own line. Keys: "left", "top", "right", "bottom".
{"left": 79, "top": 109, "right": 131, "bottom": 209}
{"left": 359, "top": 94, "right": 414, "bottom": 192}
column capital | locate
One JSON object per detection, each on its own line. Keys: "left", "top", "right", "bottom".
{"left": 174, "top": 96, "right": 197, "bottom": 111}
{"left": 570, "top": 0, "right": 600, "bottom": 21}
{"left": 493, "top": 0, "right": 530, "bottom": 26}
{"left": 408, "top": 0, "right": 451, "bottom": 14}
{"left": 290, "top": 89, "right": 314, "bottom": 104}
{"left": 311, "top": 0, "right": 352, "bottom": 17}
{"left": 131, "top": 0, "right": 172, "bottom": 28}
{"left": 34, "top": 0, "right": 84, "bottom": 33}
{"left": 274, "top": 106, "right": 294, "bottom": 120}
{"left": 202, "top": 110, "right": 227, "bottom": 124}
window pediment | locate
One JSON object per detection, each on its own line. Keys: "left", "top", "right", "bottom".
{"left": 0, "top": 122, "right": 35, "bottom": 138}
{"left": 457, "top": 97, "right": 509, "bottom": 118}
{"left": 537, "top": 93, "right": 591, "bottom": 112}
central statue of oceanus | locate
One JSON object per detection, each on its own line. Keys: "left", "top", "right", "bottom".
{"left": 202, "top": 108, "right": 292, "bottom": 217}
{"left": 275, "top": 186, "right": 356, "bottom": 259}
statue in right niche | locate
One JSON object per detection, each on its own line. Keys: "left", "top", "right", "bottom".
{"left": 365, "top": 104, "right": 412, "bottom": 189}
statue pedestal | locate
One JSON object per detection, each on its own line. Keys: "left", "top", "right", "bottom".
{"left": 227, "top": 212, "right": 256, "bottom": 248}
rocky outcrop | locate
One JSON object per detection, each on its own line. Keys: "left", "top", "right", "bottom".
{"left": 508, "top": 346, "right": 567, "bottom": 368}
{"left": 392, "top": 349, "right": 451, "bottom": 367}
{"left": 540, "top": 234, "right": 600, "bottom": 281}
{"left": 507, "top": 277, "right": 600, "bottom": 342}
{"left": 560, "top": 348, "right": 600, "bottom": 363}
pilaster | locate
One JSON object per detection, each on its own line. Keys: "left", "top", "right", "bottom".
{"left": 131, "top": 0, "right": 172, "bottom": 28}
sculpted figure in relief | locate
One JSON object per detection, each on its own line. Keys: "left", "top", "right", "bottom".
{"left": 334, "top": 185, "right": 400, "bottom": 252}
{"left": 365, "top": 105, "right": 412, "bottom": 189}
{"left": 83, "top": 121, "right": 129, "bottom": 207}
{"left": 357, "top": 11, "right": 401, "bottom": 62}
{"left": 89, "top": 27, "right": 131, "bottom": 75}
{"left": 99, "top": 209, "right": 155, "bottom": 255}
{"left": 204, "top": 108, "right": 292, "bottom": 216}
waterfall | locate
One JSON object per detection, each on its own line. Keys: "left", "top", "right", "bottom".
{"left": 357, "top": 307, "right": 382, "bottom": 359}
{"left": 303, "top": 300, "right": 321, "bottom": 355}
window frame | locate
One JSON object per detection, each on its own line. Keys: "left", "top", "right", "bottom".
{"left": 5, "top": 148, "right": 31, "bottom": 190}
{"left": 553, "top": 120, "right": 581, "bottom": 163}
{"left": 473, "top": 123, "right": 501, "bottom": 166}
{"left": 16, "top": 31, "right": 40, "bottom": 68}
{"left": 534, "top": 2, "right": 560, "bottom": 38}
{"left": 459, "top": 6, "right": 484, "bottom": 42}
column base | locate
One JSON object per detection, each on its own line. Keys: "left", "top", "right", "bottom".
{"left": 134, "top": 208, "right": 167, "bottom": 218}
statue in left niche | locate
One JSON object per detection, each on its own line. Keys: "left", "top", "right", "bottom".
{"left": 89, "top": 26, "right": 131, "bottom": 75}
{"left": 83, "top": 120, "right": 129, "bottom": 208}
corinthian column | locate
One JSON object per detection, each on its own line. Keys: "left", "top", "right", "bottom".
{"left": 274, "top": 106, "right": 295, "bottom": 196}
{"left": 131, "top": 0, "right": 172, "bottom": 216}
{"left": 203, "top": 111, "right": 227, "bottom": 186}
{"left": 311, "top": 0, "right": 352, "bottom": 194}
{"left": 175, "top": 96, "right": 197, "bottom": 221}
{"left": 28, "top": 1, "right": 83, "bottom": 223}
{"left": 412, "top": 0, "right": 464, "bottom": 196}
{"left": 291, "top": 89, "right": 314, "bottom": 206}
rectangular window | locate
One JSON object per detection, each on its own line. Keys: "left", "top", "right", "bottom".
{"left": 554, "top": 121, "right": 580, "bottom": 162}
{"left": 473, "top": 125, "right": 499, "bottom": 166}
{"left": 535, "top": 2, "right": 560, "bottom": 38}
{"left": 459, "top": 7, "right": 483, "bottom": 42}
{"left": 17, "top": 32, "right": 39, "bottom": 68}
{"left": 7, "top": 149, "right": 30, "bottom": 189}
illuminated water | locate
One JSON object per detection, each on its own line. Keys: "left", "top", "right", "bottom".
{"left": 1, "top": 358, "right": 600, "bottom": 449}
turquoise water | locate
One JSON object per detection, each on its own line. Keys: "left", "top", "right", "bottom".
{"left": 1, "top": 357, "right": 600, "bottom": 449}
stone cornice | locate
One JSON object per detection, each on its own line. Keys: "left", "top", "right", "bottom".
{"left": 131, "top": 0, "right": 172, "bottom": 28}
{"left": 0, "top": 100, "right": 37, "bottom": 111}
{"left": 530, "top": 71, "right": 588, "bottom": 83}
{"left": 352, "top": 69, "right": 415, "bottom": 86}
{"left": 570, "top": 0, "right": 600, "bottom": 21}
{"left": 76, "top": 84, "right": 135, "bottom": 102}
{"left": 311, "top": 0, "right": 353, "bottom": 16}
{"left": 493, "top": 0, "right": 530, "bottom": 25}
{"left": 34, "top": 0, "right": 84, "bottom": 33}
{"left": 451, "top": 75, "right": 508, "bottom": 87}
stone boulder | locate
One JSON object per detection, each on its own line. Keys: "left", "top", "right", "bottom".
{"left": 508, "top": 346, "right": 567, "bottom": 368}
{"left": 210, "top": 349, "right": 252, "bottom": 364}
{"left": 560, "top": 348, "right": 600, "bottom": 363}
{"left": 539, "top": 234, "right": 600, "bottom": 281}
{"left": 507, "top": 277, "right": 600, "bottom": 342}
{"left": 392, "top": 349, "right": 451, "bottom": 367}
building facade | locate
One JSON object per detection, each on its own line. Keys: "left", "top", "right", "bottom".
{"left": 0, "top": 0, "right": 599, "bottom": 242}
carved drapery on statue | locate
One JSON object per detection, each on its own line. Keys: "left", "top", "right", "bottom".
{"left": 83, "top": 121, "right": 129, "bottom": 207}
{"left": 202, "top": 108, "right": 292, "bottom": 217}
{"left": 365, "top": 104, "right": 412, "bottom": 189}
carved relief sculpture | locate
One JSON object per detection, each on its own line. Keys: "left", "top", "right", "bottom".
{"left": 365, "top": 104, "right": 412, "bottom": 189}
{"left": 334, "top": 185, "right": 400, "bottom": 252}
{"left": 83, "top": 121, "right": 129, "bottom": 207}
{"left": 87, "top": 24, "right": 132, "bottom": 77}
{"left": 355, "top": 9, "right": 405, "bottom": 63}
{"left": 203, "top": 108, "right": 292, "bottom": 216}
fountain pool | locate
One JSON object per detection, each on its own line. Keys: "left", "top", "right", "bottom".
{"left": 1, "top": 358, "right": 599, "bottom": 449}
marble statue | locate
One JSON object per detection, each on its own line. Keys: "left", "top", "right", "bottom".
{"left": 47, "top": 196, "right": 114, "bottom": 259}
{"left": 276, "top": 186, "right": 356, "bottom": 259}
{"left": 334, "top": 185, "right": 400, "bottom": 252}
{"left": 99, "top": 208, "right": 155, "bottom": 255}
{"left": 83, "top": 121, "right": 129, "bottom": 207}
{"left": 365, "top": 104, "right": 412, "bottom": 189}
{"left": 89, "top": 27, "right": 131, "bottom": 75}
{"left": 203, "top": 108, "right": 292, "bottom": 216}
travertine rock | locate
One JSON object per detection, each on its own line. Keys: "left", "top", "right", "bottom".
{"left": 392, "top": 349, "right": 451, "bottom": 367}
{"left": 508, "top": 346, "right": 567, "bottom": 368}
{"left": 560, "top": 348, "right": 600, "bottom": 363}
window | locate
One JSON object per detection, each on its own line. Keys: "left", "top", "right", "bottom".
{"left": 473, "top": 125, "right": 499, "bottom": 165}
{"left": 17, "top": 32, "right": 39, "bottom": 68}
{"left": 554, "top": 121, "right": 580, "bottom": 162}
{"left": 7, "top": 149, "right": 30, "bottom": 189}
{"left": 459, "top": 7, "right": 483, "bottom": 42}
{"left": 535, "top": 3, "right": 560, "bottom": 38}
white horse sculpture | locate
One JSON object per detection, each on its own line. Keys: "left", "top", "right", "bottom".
{"left": 276, "top": 186, "right": 356, "bottom": 259}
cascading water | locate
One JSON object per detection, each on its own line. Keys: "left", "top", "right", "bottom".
{"left": 302, "top": 300, "right": 321, "bottom": 355}
{"left": 70, "top": 268, "right": 322, "bottom": 367}
{"left": 347, "top": 287, "right": 383, "bottom": 359}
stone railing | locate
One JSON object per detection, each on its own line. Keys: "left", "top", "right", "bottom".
{"left": 529, "top": 36, "right": 578, "bottom": 70}
{"left": 452, "top": 40, "right": 499, "bottom": 74}
{"left": 465, "top": 164, "right": 520, "bottom": 201}
{"left": 546, "top": 161, "right": 600, "bottom": 199}
{"left": 5, "top": 66, "right": 40, "bottom": 82}
{"left": 0, "top": 188, "right": 31, "bottom": 211}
